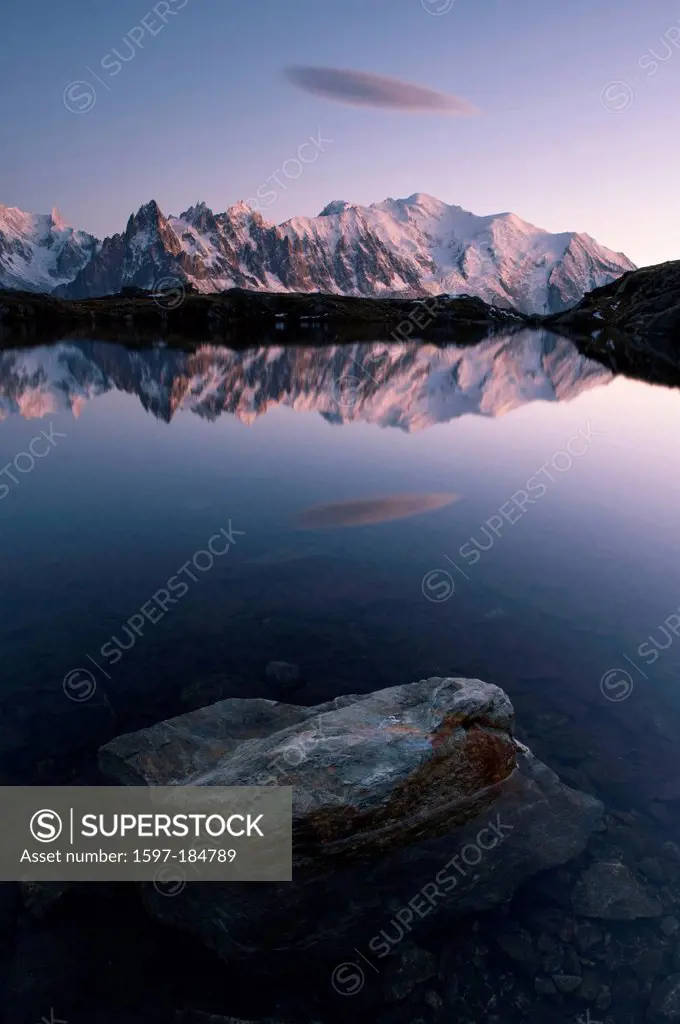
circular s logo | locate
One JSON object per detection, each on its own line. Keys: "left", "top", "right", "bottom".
{"left": 30, "top": 809, "right": 63, "bottom": 843}
{"left": 421, "top": 569, "right": 455, "bottom": 603}
{"left": 63, "top": 668, "right": 97, "bottom": 702}
{"left": 422, "top": 0, "right": 455, "bottom": 13}
{"left": 63, "top": 81, "right": 97, "bottom": 114}
{"left": 599, "top": 668, "right": 634, "bottom": 702}
{"left": 333, "top": 374, "right": 363, "bottom": 409}
{"left": 331, "top": 961, "right": 365, "bottom": 996}
{"left": 600, "top": 81, "right": 633, "bottom": 114}
{"left": 153, "top": 866, "right": 187, "bottom": 896}
{"left": 152, "top": 277, "right": 186, "bottom": 310}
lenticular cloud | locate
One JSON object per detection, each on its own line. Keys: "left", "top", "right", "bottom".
{"left": 283, "top": 66, "right": 477, "bottom": 115}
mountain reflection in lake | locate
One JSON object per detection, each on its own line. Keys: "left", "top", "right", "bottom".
{"left": 0, "top": 329, "right": 611, "bottom": 426}
{"left": 2, "top": 327, "right": 680, "bottom": 1020}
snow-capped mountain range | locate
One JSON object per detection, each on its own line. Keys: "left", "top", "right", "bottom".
{"left": 0, "top": 331, "right": 612, "bottom": 428}
{"left": 0, "top": 194, "right": 635, "bottom": 314}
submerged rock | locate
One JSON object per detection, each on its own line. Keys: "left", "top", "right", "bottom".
{"left": 552, "top": 974, "right": 582, "bottom": 994}
{"left": 99, "top": 677, "right": 603, "bottom": 975}
{"left": 571, "top": 861, "right": 663, "bottom": 920}
{"left": 19, "top": 881, "right": 68, "bottom": 919}
{"left": 493, "top": 924, "right": 540, "bottom": 972}
{"left": 534, "top": 978, "right": 557, "bottom": 996}
{"left": 174, "top": 1015, "right": 303, "bottom": 1024}
{"left": 174, "top": 1016, "right": 287, "bottom": 1024}
{"left": 264, "top": 660, "right": 302, "bottom": 692}
{"left": 580, "top": 971, "right": 602, "bottom": 1002}
{"left": 650, "top": 975, "right": 680, "bottom": 1023}
{"left": 381, "top": 943, "right": 438, "bottom": 1002}
{"left": 573, "top": 920, "right": 604, "bottom": 953}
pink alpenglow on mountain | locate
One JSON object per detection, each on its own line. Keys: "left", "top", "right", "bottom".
{"left": 0, "top": 194, "right": 635, "bottom": 314}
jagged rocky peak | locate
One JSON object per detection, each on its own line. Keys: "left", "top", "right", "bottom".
{"left": 125, "top": 199, "right": 184, "bottom": 263}
{"left": 319, "top": 200, "right": 355, "bottom": 216}
{"left": 180, "top": 200, "right": 217, "bottom": 232}
{"left": 125, "top": 199, "right": 167, "bottom": 235}
{"left": 49, "top": 206, "right": 68, "bottom": 232}
{"left": 0, "top": 204, "right": 33, "bottom": 233}
{"left": 225, "top": 198, "right": 256, "bottom": 218}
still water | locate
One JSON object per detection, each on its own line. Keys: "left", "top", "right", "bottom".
{"left": 1, "top": 328, "right": 680, "bottom": 806}
{"left": 3, "top": 327, "right": 680, "bottom": 1024}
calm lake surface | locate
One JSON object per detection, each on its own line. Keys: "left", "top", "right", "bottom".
{"left": 1, "top": 328, "right": 680, "bottom": 808}
{"left": 3, "top": 327, "right": 680, "bottom": 1024}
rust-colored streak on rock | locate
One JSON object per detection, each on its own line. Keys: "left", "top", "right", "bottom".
{"left": 460, "top": 725, "right": 517, "bottom": 786}
{"left": 431, "top": 708, "right": 516, "bottom": 753}
{"left": 294, "top": 724, "right": 517, "bottom": 859}
{"left": 430, "top": 711, "right": 467, "bottom": 756}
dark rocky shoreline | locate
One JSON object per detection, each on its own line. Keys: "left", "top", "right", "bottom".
{"left": 3, "top": 262, "right": 680, "bottom": 388}
{"left": 0, "top": 287, "right": 526, "bottom": 350}
{"left": 4, "top": 259, "right": 680, "bottom": 348}
{"left": 548, "top": 260, "right": 680, "bottom": 344}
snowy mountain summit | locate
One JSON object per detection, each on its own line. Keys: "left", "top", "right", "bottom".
{"left": 0, "top": 204, "right": 98, "bottom": 293}
{"left": 0, "top": 193, "right": 635, "bottom": 314}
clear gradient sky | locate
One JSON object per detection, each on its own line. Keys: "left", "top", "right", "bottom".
{"left": 1, "top": 0, "right": 678, "bottom": 268}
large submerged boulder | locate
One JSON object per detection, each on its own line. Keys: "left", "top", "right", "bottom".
{"left": 99, "top": 677, "right": 603, "bottom": 974}
{"left": 571, "top": 860, "right": 663, "bottom": 920}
